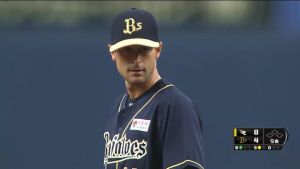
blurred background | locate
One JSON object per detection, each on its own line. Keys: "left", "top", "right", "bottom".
{"left": 1, "top": 1, "right": 300, "bottom": 169}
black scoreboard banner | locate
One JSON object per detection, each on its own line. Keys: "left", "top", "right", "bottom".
{"left": 233, "top": 128, "right": 288, "bottom": 150}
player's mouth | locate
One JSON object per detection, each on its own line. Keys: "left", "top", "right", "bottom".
{"left": 128, "top": 68, "right": 145, "bottom": 76}
{"left": 128, "top": 67, "right": 145, "bottom": 72}
{"left": 129, "top": 69, "right": 144, "bottom": 72}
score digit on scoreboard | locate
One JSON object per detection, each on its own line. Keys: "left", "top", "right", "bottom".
{"left": 233, "top": 128, "right": 288, "bottom": 150}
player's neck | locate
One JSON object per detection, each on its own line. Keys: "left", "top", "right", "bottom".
{"left": 125, "top": 72, "right": 161, "bottom": 99}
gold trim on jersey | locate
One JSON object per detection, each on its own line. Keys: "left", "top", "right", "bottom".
{"left": 166, "top": 160, "right": 204, "bottom": 169}
{"left": 118, "top": 93, "right": 127, "bottom": 113}
{"left": 120, "top": 84, "right": 174, "bottom": 137}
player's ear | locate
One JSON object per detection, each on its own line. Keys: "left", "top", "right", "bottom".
{"left": 154, "top": 41, "right": 163, "bottom": 59}
{"left": 108, "top": 44, "right": 116, "bottom": 61}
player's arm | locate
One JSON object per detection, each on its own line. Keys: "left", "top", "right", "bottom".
{"left": 158, "top": 96, "right": 205, "bottom": 169}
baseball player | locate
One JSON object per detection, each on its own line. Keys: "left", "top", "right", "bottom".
{"left": 104, "top": 8, "right": 205, "bottom": 169}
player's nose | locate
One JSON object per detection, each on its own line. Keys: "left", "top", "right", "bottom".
{"left": 130, "top": 53, "right": 143, "bottom": 63}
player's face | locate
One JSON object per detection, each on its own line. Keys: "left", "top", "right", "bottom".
{"left": 110, "top": 45, "right": 161, "bottom": 85}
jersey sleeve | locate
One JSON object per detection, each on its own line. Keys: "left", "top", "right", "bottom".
{"left": 158, "top": 95, "right": 205, "bottom": 169}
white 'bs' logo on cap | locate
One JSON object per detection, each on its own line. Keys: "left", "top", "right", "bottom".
{"left": 123, "top": 18, "right": 142, "bottom": 35}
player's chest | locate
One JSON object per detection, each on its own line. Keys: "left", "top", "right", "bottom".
{"left": 104, "top": 104, "right": 158, "bottom": 169}
{"left": 106, "top": 102, "right": 156, "bottom": 136}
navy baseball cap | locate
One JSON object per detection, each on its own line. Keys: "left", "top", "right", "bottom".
{"left": 109, "top": 8, "right": 160, "bottom": 52}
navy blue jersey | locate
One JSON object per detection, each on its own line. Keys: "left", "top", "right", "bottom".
{"left": 104, "top": 79, "right": 205, "bottom": 169}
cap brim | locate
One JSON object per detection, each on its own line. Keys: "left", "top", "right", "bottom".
{"left": 109, "top": 38, "right": 159, "bottom": 52}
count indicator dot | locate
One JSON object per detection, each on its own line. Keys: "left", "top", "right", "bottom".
{"left": 257, "top": 145, "right": 262, "bottom": 150}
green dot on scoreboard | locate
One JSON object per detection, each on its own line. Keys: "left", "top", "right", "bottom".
{"left": 239, "top": 145, "right": 243, "bottom": 150}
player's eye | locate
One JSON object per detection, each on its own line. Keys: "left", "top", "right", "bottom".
{"left": 117, "top": 47, "right": 130, "bottom": 55}
{"left": 139, "top": 46, "right": 152, "bottom": 54}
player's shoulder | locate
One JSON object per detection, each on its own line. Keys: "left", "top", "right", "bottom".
{"left": 156, "top": 79, "right": 203, "bottom": 128}
{"left": 159, "top": 80, "right": 194, "bottom": 106}
{"left": 157, "top": 79, "right": 198, "bottom": 113}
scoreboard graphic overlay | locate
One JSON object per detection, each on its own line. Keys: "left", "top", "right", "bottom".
{"left": 233, "top": 128, "right": 288, "bottom": 150}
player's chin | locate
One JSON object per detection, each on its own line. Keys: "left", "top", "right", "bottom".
{"left": 126, "top": 75, "right": 147, "bottom": 85}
